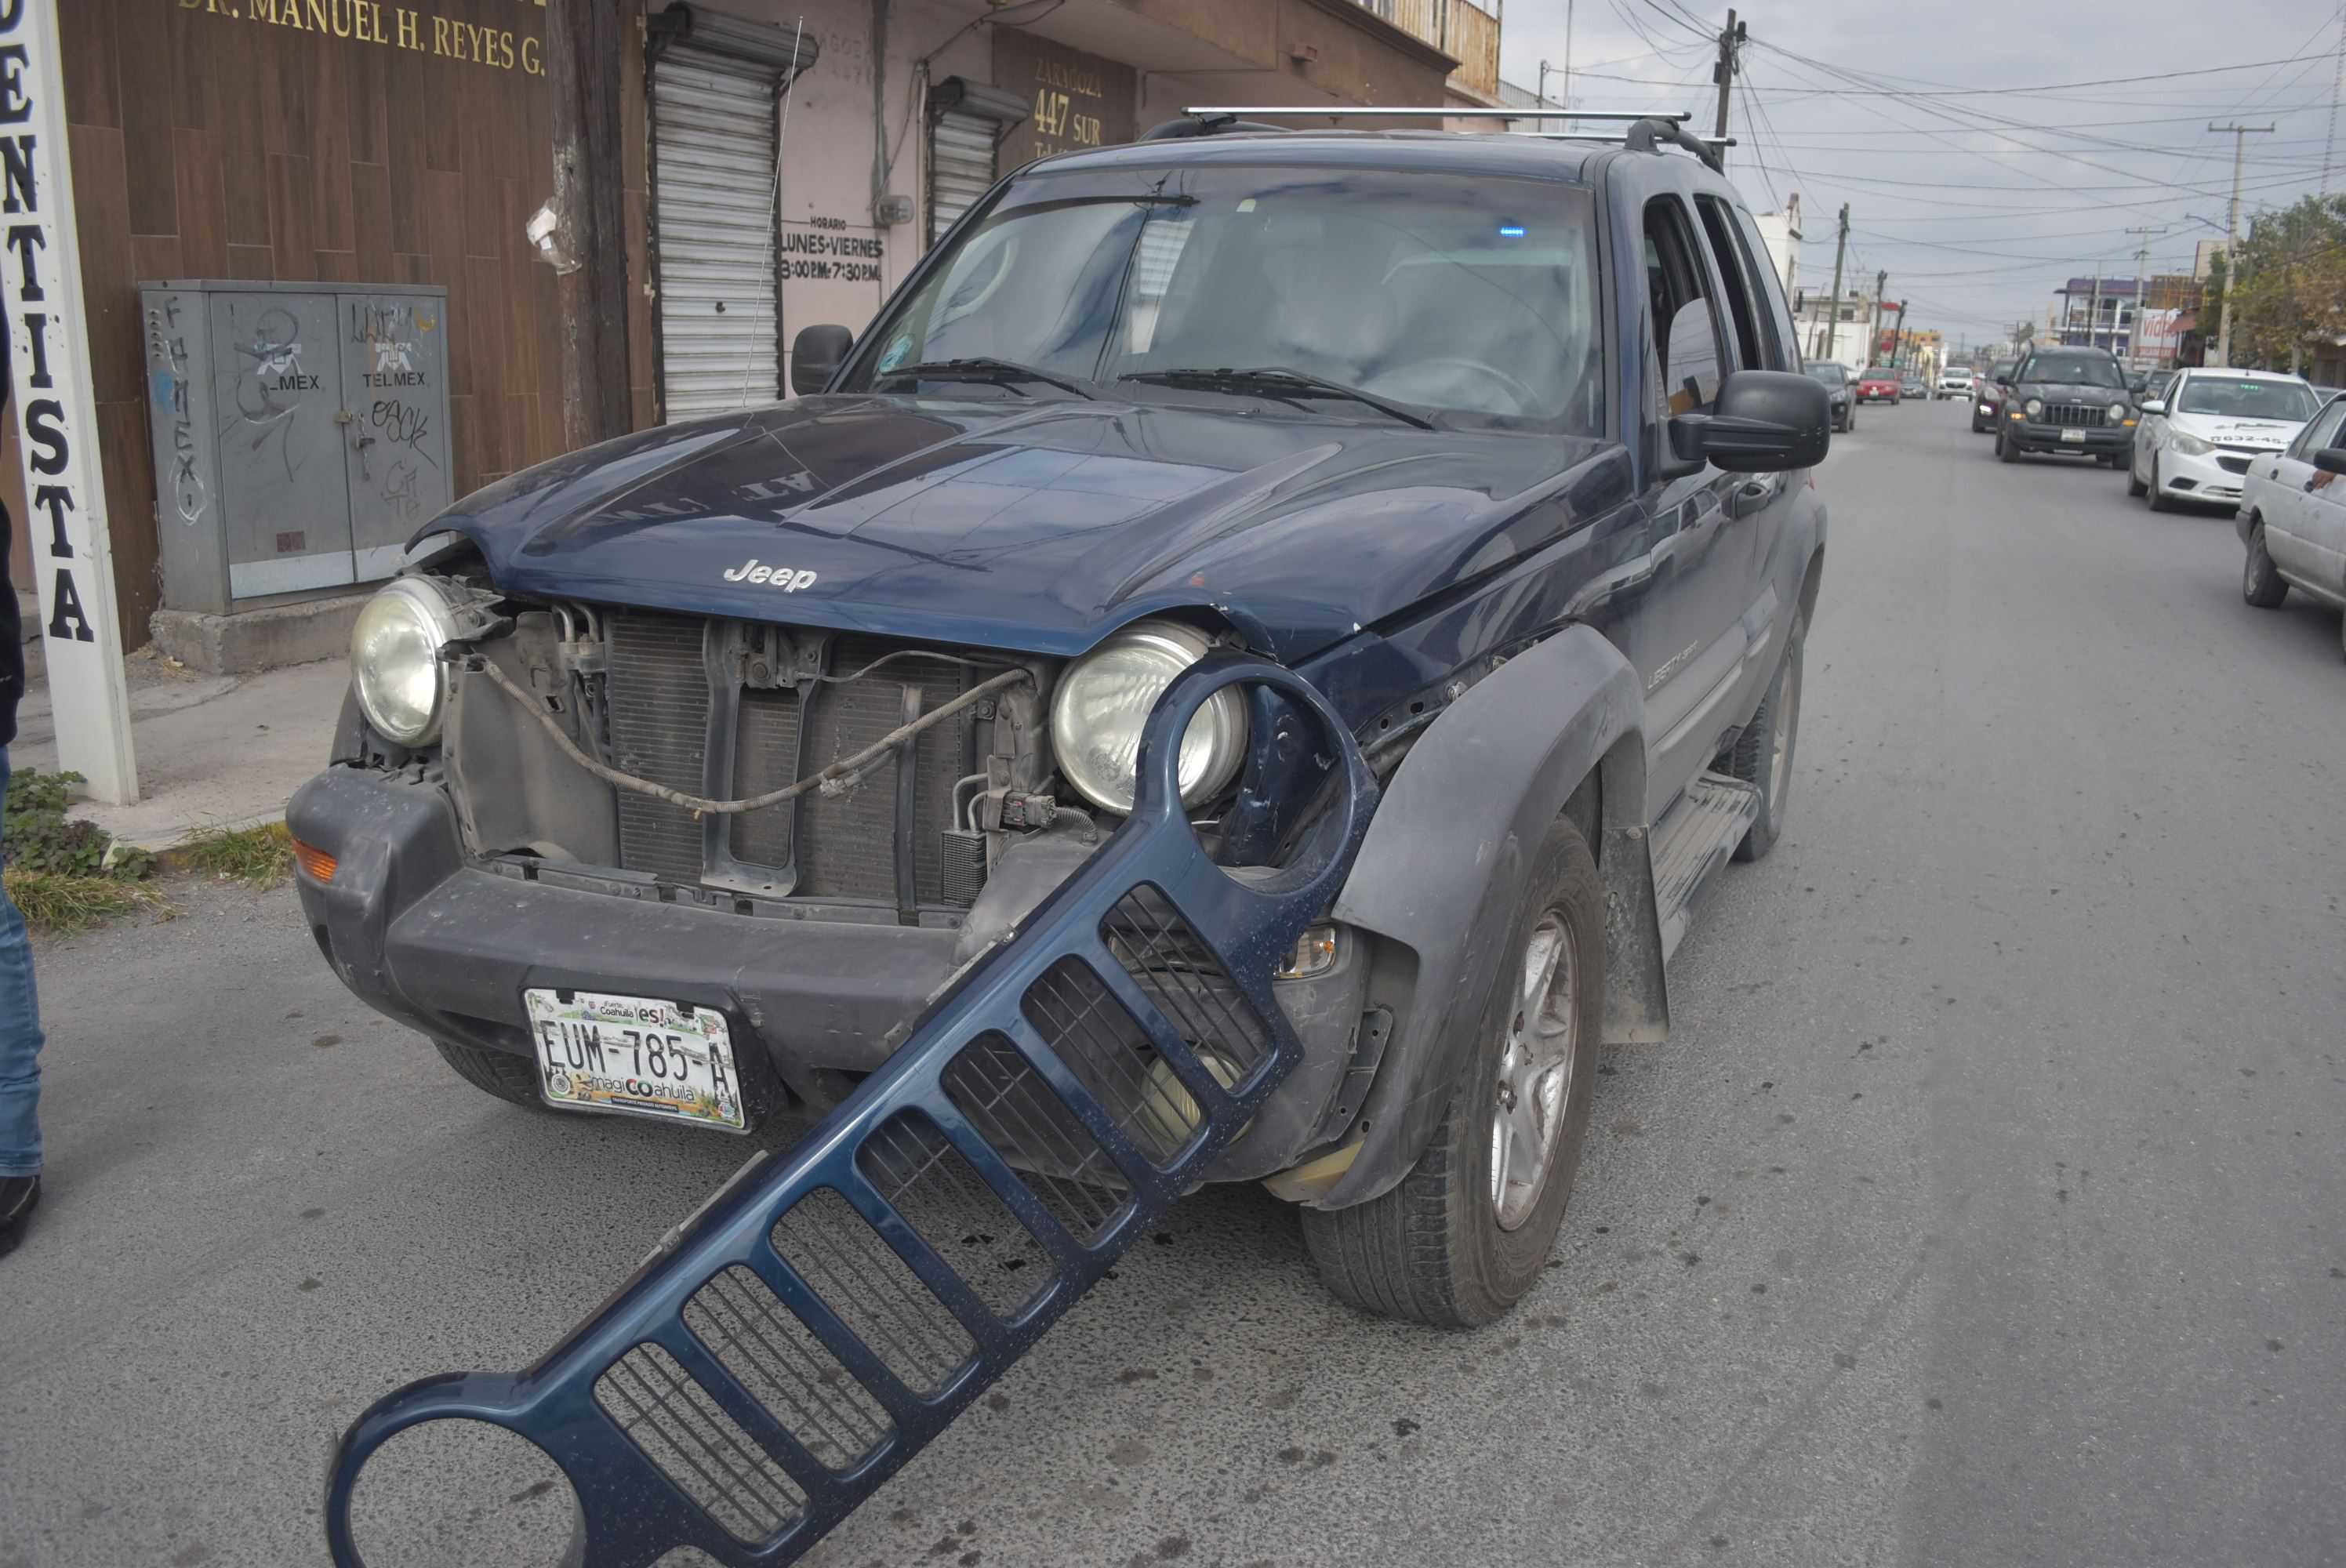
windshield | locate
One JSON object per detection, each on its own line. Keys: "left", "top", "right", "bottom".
{"left": 842, "top": 164, "right": 1603, "bottom": 434}
{"left": 2175, "top": 376, "right": 2319, "bottom": 422}
{"left": 1803, "top": 363, "right": 1849, "bottom": 385}
{"left": 1990, "top": 361, "right": 2015, "bottom": 380}
{"left": 2017, "top": 352, "right": 2123, "bottom": 388}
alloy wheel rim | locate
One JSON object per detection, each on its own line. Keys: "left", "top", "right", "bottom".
{"left": 1489, "top": 913, "right": 1578, "bottom": 1231}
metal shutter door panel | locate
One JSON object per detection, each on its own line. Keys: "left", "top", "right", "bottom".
{"left": 928, "top": 110, "right": 997, "bottom": 247}
{"left": 656, "top": 46, "right": 780, "bottom": 422}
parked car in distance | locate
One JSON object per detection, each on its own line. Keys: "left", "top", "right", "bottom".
{"left": 1856, "top": 367, "right": 1901, "bottom": 404}
{"left": 2237, "top": 392, "right": 2346, "bottom": 658}
{"left": 1899, "top": 371, "right": 1928, "bottom": 399}
{"left": 1972, "top": 358, "right": 2018, "bottom": 433}
{"left": 1992, "top": 347, "right": 2136, "bottom": 466}
{"left": 2129, "top": 367, "right": 2321, "bottom": 511}
{"left": 1935, "top": 365, "right": 1975, "bottom": 400}
{"left": 1806, "top": 360, "right": 1856, "bottom": 430}
{"left": 290, "top": 122, "right": 1833, "bottom": 1333}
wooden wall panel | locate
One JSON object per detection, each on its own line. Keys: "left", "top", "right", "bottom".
{"left": 64, "top": 0, "right": 592, "bottom": 638}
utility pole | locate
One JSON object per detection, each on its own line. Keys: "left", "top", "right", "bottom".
{"left": 1712, "top": 9, "right": 1745, "bottom": 169}
{"left": 1890, "top": 298, "right": 1908, "bottom": 369}
{"left": 1869, "top": 268, "right": 1887, "bottom": 365}
{"left": 550, "top": 0, "right": 632, "bottom": 448}
{"left": 2210, "top": 122, "right": 2275, "bottom": 368}
{"left": 1823, "top": 202, "right": 1850, "bottom": 360}
{"left": 2124, "top": 225, "right": 2163, "bottom": 368}
{"left": 2086, "top": 264, "right": 2101, "bottom": 353}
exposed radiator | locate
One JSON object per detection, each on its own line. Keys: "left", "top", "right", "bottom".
{"left": 605, "top": 614, "right": 978, "bottom": 904}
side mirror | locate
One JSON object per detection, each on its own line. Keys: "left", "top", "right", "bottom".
{"left": 790, "top": 324, "right": 853, "bottom": 395}
{"left": 1668, "top": 369, "right": 1832, "bottom": 474}
{"left": 2315, "top": 448, "right": 2346, "bottom": 476}
{"left": 2139, "top": 398, "right": 2165, "bottom": 415}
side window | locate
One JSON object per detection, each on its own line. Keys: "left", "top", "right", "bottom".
{"left": 1643, "top": 196, "right": 1725, "bottom": 417}
{"left": 2289, "top": 401, "right": 2346, "bottom": 459}
{"left": 1726, "top": 205, "right": 1796, "bottom": 370}
{"left": 1694, "top": 195, "right": 1768, "bottom": 372}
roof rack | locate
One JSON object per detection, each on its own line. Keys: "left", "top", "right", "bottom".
{"left": 1160, "top": 106, "right": 1730, "bottom": 172}
{"left": 1180, "top": 107, "right": 1693, "bottom": 122}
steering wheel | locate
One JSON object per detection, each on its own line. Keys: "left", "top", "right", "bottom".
{"left": 1376, "top": 356, "right": 1542, "bottom": 417}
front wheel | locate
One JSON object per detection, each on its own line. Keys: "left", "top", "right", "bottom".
{"left": 2242, "top": 520, "right": 2288, "bottom": 608}
{"left": 434, "top": 1036, "right": 552, "bottom": 1110}
{"left": 1997, "top": 425, "right": 2020, "bottom": 463}
{"left": 1727, "top": 612, "right": 1806, "bottom": 862}
{"left": 2147, "top": 456, "right": 2174, "bottom": 511}
{"left": 2126, "top": 453, "right": 2148, "bottom": 496}
{"left": 1300, "top": 816, "right": 1604, "bottom": 1328}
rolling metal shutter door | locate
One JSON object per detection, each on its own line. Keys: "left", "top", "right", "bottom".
{"left": 654, "top": 45, "right": 780, "bottom": 422}
{"left": 928, "top": 108, "right": 996, "bottom": 248}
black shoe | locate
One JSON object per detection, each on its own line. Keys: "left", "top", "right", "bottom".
{"left": 0, "top": 1174, "right": 38, "bottom": 1257}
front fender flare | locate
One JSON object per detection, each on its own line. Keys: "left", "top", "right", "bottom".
{"left": 1314, "top": 623, "right": 1661, "bottom": 1210}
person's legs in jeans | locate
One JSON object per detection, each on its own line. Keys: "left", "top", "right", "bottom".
{"left": 0, "top": 748, "right": 44, "bottom": 1185}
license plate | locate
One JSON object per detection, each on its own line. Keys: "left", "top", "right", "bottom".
{"left": 525, "top": 988, "right": 747, "bottom": 1132}
{"left": 2061, "top": 427, "right": 2086, "bottom": 444}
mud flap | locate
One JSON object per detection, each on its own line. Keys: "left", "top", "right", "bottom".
{"left": 323, "top": 655, "right": 1377, "bottom": 1568}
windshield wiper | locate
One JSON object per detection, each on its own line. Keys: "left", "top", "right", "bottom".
{"left": 875, "top": 357, "right": 1097, "bottom": 399}
{"left": 1118, "top": 366, "right": 1440, "bottom": 430}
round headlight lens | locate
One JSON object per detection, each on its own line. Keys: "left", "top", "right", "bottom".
{"left": 2108, "top": 402, "right": 2129, "bottom": 422}
{"left": 1049, "top": 619, "right": 1249, "bottom": 813}
{"left": 2023, "top": 397, "right": 2044, "bottom": 418}
{"left": 350, "top": 578, "right": 457, "bottom": 745}
{"left": 2170, "top": 430, "right": 2214, "bottom": 456}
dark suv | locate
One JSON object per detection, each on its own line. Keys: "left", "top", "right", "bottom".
{"left": 292, "top": 116, "right": 1829, "bottom": 1333}
{"left": 1992, "top": 346, "right": 2137, "bottom": 466}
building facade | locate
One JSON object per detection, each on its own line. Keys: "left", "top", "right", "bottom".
{"left": 20, "top": 0, "right": 1491, "bottom": 649}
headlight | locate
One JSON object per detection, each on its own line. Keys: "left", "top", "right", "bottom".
{"left": 1049, "top": 619, "right": 1248, "bottom": 812}
{"left": 2023, "top": 397, "right": 2043, "bottom": 418}
{"left": 350, "top": 577, "right": 458, "bottom": 745}
{"left": 2170, "top": 431, "right": 2214, "bottom": 456}
{"left": 2107, "top": 402, "right": 2128, "bottom": 422}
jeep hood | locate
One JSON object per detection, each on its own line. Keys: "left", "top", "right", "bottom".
{"left": 434, "top": 394, "right": 1620, "bottom": 663}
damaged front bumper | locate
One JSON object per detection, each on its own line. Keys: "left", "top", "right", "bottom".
{"left": 290, "top": 745, "right": 1375, "bottom": 1181}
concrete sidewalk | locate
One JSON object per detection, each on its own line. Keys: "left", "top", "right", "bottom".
{"left": 13, "top": 650, "right": 347, "bottom": 851}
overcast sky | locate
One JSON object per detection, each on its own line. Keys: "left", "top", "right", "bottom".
{"left": 1498, "top": 0, "right": 2345, "bottom": 352}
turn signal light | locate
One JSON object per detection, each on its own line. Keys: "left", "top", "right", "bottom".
{"left": 292, "top": 837, "right": 338, "bottom": 884}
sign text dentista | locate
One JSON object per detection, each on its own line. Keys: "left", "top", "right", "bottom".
{"left": 180, "top": 0, "right": 548, "bottom": 77}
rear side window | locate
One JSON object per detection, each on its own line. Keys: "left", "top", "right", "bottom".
{"left": 1643, "top": 196, "right": 1725, "bottom": 416}
{"left": 1694, "top": 195, "right": 1771, "bottom": 372}
{"left": 1727, "top": 205, "right": 1797, "bottom": 371}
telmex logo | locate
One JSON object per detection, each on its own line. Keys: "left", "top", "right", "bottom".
{"left": 721, "top": 559, "right": 819, "bottom": 592}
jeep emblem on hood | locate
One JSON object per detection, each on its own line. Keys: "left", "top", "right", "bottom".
{"left": 721, "top": 559, "right": 819, "bottom": 592}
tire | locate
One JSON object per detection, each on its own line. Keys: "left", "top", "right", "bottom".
{"left": 1727, "top": 611, "right": 1806, "bottom": 862}
{"left": 2147, "top": 455, "right": 2174, "bottom": 511}
{"left": 433, "top": 1036, "right": 550, "bottom": 1110}
{"left": 2126, "top": 456, "right": 2147, "bottom": 497}
{"left": 1997, "top": 424, "right": 2020, "bottom": 463}
{"left": 1300, "top": 816, "right": 1603, "bottom": 1328}
{"left": 2242, "top": 520, "right": 2288, "bottom": 608}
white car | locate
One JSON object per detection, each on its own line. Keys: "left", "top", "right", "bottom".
{"left": 2130, "top": 368, "right": 2322, "bottom": 511}
{"left": 1934, "top": 368, "right": 1974, "bottom": 400}
{"left": 2238, "top": 392, "right": 2346, "bottom": 657}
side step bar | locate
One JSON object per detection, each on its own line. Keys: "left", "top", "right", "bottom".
{"left": 1653, "top": 769, "right": 1760, "bottom": 962}
{"left": 323, "top": 657, "right": 1376, "bottom": 1568}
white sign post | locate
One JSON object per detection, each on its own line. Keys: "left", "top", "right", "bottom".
{"left": 2, "top": 0, "right": 136, "bottom": 803}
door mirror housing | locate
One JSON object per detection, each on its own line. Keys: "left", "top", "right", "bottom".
{"left": 2138, "top": 398, "right": 2165, "bottom": 415}
{"left": 2314, "top": 447, "right": 2346, "bottom": 476}
{"left": 790, "top": 324, "right": 853, "bottom": 395}
{"left": 1667, "top": 368, "right": 1832, "bottom": 474}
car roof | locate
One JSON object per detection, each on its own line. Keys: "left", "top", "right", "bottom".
{"left": 2177, "top": 367, "right": 2308, "bottom": 383}
{"left": 1028, "top": 131, "right": 1603, "bottom": 185}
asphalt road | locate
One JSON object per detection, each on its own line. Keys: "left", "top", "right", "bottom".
{"left": 5, "top": 402, "right": 2344, "bottom": 1568}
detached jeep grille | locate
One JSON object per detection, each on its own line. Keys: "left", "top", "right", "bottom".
{"left": 605, "top": 612, "right": 979, "bottom": 905}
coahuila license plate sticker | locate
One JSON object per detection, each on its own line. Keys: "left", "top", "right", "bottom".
{"left": 525, "top": 988, "right": 747, "bottom": 1132}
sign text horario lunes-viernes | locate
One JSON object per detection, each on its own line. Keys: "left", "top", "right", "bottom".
{"left": 180, "top": 0, "right": 549, "bottom": 78}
